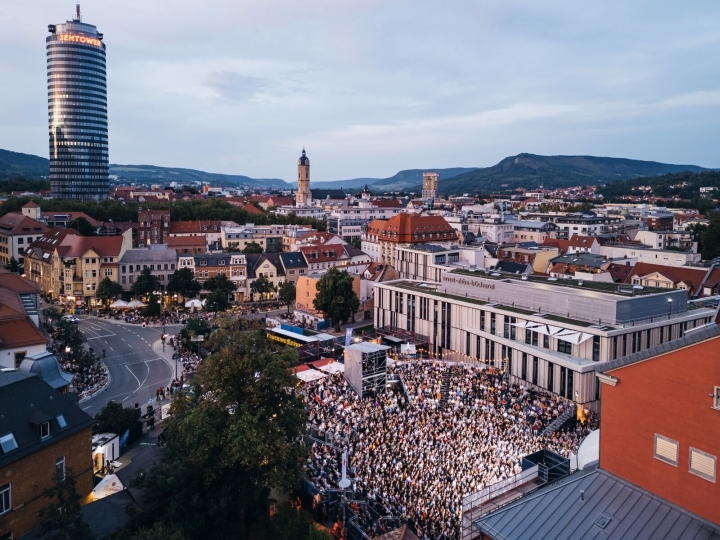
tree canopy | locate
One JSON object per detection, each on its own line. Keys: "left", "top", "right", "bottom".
{"left": 95, "top": 277, "right": 124, "bottom": 304}
{"left": 203, "top": 273, "right": 237, "bottom": 295}
{"left": 38, "top": 468, "right": 96, "bottom": 540}
{"left": 204, "top": 289, "right": 229, "bottom": 313}
{"left": 242, "top": 241, "right": 263, "bottom": 254}
{"left": 120, "top": 324, "right": 307, "bottom": 540}
{"left": 95, "top": 401, "right": 140, "bottom": 435}
{"left": 250, "top": 275, "right": 276, "bottom": 301}
{"left": 278, "top": 281, "right": 296, "bottom": 314}
{"left": 67, "top": 216, "right": 97, "bottom": 236}
{"left": 699, "top": 212, "right": 720, "bottom": 260}
{"left": 6, "top": 256, "right": 20, "bottom": 273}
{"left": 167, "top": 268, "right": 202, "bottom": 302}
{"left": 312, "top": 268, "right": 360, "bottom": 331}
{"left": 131, "top": 267, "right": 161, "bottom": 298}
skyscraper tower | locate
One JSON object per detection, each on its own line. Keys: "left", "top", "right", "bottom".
{"left": 422, "top": 172, "right": 438, "bottom": 200}
{"left": 295, "top": 148, "right": 311, "bottom": 207}
{"left": 47, "top": 5, "right": 109, "bottom": 201}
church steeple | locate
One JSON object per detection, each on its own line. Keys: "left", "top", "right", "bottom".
{"left": 295, "top": 148, "right": 311, "bottom": 207}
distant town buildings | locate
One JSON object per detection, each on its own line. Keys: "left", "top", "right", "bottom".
{"left": 47, "top": 6, "right": 109, "bottom": 201}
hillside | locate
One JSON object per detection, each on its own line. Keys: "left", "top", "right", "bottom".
{"left": 0, "top": 149, "right": 49, "bottom": 180}
{"left": 597, "top": 170, "right": 720, "bottom": 200}
{"left": 109, "top": 164, "right": 287, "bottom": 188}
{"left": 439, "top": 154, "right": 709, "bottom": 195}
{"left": 312, "top": 167, "right": 478, "bottom": 192}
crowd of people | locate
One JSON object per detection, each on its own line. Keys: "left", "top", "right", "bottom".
{"left": 65, "top": 360, "right": 109, "bottom": 400}
{"left": 301, "top": 361, "right": 595, "bottom": 540}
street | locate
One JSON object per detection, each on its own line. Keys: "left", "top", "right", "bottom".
{"left": 78, "top": 317, "right": 181, "bottom": 416}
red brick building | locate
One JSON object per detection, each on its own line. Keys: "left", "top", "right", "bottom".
{"left": 599, "top": 325, "right": 720, "bottom": 525}
{"left": 137, "top": 209, "right": 170, "bottom": 246}
{"left": 0, "top": 370, "right": 94, "bottom": 539}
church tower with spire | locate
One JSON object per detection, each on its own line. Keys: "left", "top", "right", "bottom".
{"left": 295, "top": 149, "right": 311, "bottom": 207}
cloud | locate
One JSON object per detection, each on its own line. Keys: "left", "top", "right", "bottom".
{"left": 203, "top": 71, "right": 273, "bottom": 101}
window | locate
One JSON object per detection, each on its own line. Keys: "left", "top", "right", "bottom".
{"left": 714, "top": 387, "right": 720, "bottom": 410}
{"left": 557, "top": 339, "right": 572, "bottom": 355}
{"left": 654, "top": 434, "right": 679, "bottom": 466}
{"left": 85, "top": 270, "right": 91, "bottom": 278}
{"left": 0, "top": 433, "right": 18, "bottom": 454}
{"left": 543, "top": 334, "right": 549, "bottom": 349}
{"left": 532, "top": 357, "right": 538, "bottom": 385}
{"left": 592, "top": 335, "right": 600, "bottom": 361}
{"left": 547, "top": 362, "right": 555, "bottom": 392}
{"left": 56, "top": 415, "right": 67, "bottom": 429}
{"left": 56, "top": 456, "right": 66, "bottom": 480}
{"left": 689, "top": 447, "right": 716, "bottom": 483}
{"left": 40, "top": 421, "right": 50, "bottom": 439}
{"left": 0, "top": 483, "right": 10, "bottom": 515}
{"left": 105, "top": 269, "right": 112, "bottom": 277}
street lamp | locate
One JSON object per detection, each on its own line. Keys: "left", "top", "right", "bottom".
{"left": 667, "top": 298, "right": 673, "bottom": 318}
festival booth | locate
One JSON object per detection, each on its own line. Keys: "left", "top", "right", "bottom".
{"left": 92, "top": 474, "right": 124, "bottom": 501}
{"left": 267, "top": 327, "right": 341, "bottom": 363}
{"left": 312, "top": 358, "right": 345, "bottom": 374}
{"left": 292, "top": 364, "right": 327, "bottom": 383}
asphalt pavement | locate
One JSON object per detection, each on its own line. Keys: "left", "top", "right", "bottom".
{"left": 78, "top": 318, "right": 182, "bottom": 416}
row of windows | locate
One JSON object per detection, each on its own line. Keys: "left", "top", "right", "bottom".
{"left": 121, "top": 263, "right": 176, "bottom": 273}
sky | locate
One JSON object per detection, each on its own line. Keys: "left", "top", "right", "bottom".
{"left": 0, "top": 1, "right": 719, "bottom": 182}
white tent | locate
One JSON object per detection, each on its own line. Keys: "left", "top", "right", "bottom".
{"left": 317, "top": 362, "right": 345, "bottom": 374}
{"left": 109, "top": 299, "right": 128, "bottom": 309}
{"left": 296, "top": 369, "right": 327, "bottom": 382}
{"left": 127, "top": 299, "right": 145, "bottom": 308}
{"left": 185, "top": 298, "right": 203, "bottom": 308}
{"left": 92, "top": 474, "right": 124, "bottom": 500}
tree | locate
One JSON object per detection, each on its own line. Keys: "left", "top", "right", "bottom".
{"left": 143, "top": 291, "right": 161, "bottom": 317}
{"left": 95, "top": 401, "right": 140, "bottom": 435}
{"left": 250, "top": 275, "right": 276, "bottom": 301}
{"left": 128, "top": 325, "right": 306, "bottom": 540}
{"left": 351, "top": 238, "right": 362, "bottom": 250}
{"left": 180, "top": 318, "right": 211, "bottom": 354}
{"left": 167, "top": 268, "right": 201, "bottom": 303}
{"left": 242, "top": 241, "right": 264, "bottom": 254}
{"left": 313, "top": 268, "right": 359, "bottom": 331}
{"left": 6, "top": 256, "right": 20, "bottom": 273}
{"left": 204, "top": 289, "right": 229, "bottom": 313}
{"left": 56, "top": 318, "right": 87, "bottom": 357}
{"left": 700, "top": 214, "right": 720, "bottom": 260}
{"left": 38, "top": 469, "right": 96, "bottom": 540}
{"left": 95, "top": 277, "right": 124, "bottom": 304}
{"left": 278, "top": 281, "right": 296, "bottom": 314}
{"left": 250, "top": 503, "right": 332, "bottom": 540}
{"left": 203, "top": 273, "right": 237, "bottom": 295}
{"left": 67, "top": 216, "right": 97, "bottom": 236}
{"left": 131, "top": 267, "right": 161, "bottom": 298}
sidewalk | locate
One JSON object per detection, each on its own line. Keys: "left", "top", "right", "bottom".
{"left": 152, "top": 339, "right": 179, "bottom": 380}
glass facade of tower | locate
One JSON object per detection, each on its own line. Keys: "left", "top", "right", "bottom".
{"left": 47, "top": 18, "right": 108, "bottom": 200}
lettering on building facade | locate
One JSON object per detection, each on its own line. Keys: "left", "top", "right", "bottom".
{"left": 59, "top": 34, "right": 102, "bottom": 47}
{"left": 442, "top": 276, "right": 496, "bottom": 290}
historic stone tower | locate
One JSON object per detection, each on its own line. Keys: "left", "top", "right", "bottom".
{"left": 295, "top": 149, "right": 311, "bottom": 207}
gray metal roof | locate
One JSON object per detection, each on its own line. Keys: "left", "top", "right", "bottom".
{"left": 474, "top": 467, "right": 720, "bottom": 540}
{"left": 513, "top": 220, "right": 557, "bottom": 230}
{"left": 280, "top": 252, "right": 308, "bottom": 268}
{"left": 0, "top": 370, "right": 94, "bottom": 469}
{"left": 119, "top": 247, "right": 177, "bottom": 263}
{"left": 18, "top": 351, "right": 74, "bottom": 390}
{"left": 600, "top": 323, "right": 720, "bottom": 374}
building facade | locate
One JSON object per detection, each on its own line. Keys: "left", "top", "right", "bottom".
{"left": 118, "top": 246, "right": 177, "bottom": 292}
{"left": 374, "top": 270, "right": 718, "bottom": 411}
{"left": 0, "top": 213, "right": 49, "bottom": 267}
{"left": 422, "top": 172, "right": 439, "bottom": 200}
{"left": 0, "top": 370, "right": 94, "bottom": 539}
{"left": 47, "top": 6, "right": 109, "bottom": 200}
{"left": 137, "top": 209, "right": 170, "bottom": 246}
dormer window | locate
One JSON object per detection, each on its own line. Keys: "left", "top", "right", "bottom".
{"left": 0, "top": 433, "right": 18, "bottom": 454}
{"left": 56, "top": 415, "right": 67, "bottom": 429}
{"left": 40, "top": 422, "right": 50, "bottom": 439}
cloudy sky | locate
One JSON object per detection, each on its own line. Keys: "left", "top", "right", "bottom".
{"left": 1, "top": 1, "right": 719, "bottom": 181}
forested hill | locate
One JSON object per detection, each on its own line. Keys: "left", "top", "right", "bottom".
{"left": 438, "top": 154, "right": 709, "bottom": 195}
{"left": 597, "top": 170, "right": 720, "bottom": 200}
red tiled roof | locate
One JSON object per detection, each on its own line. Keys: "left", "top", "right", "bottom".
{"left": 606, "top": 262, "right": 634, "bottom": 283}
{"left": 298, "top": 245, "right": 347, "bottom": 263}
{"left": 0, "top": 318, "right": 49, "bottom": 349}
{"left": 371, "top": 199, "right": 403, "bottom": 209}
{"left": 0, "top": 269, "right": 41, "bottom": 294}
{"left": 242, "top": 203, "right": 263, "bottom": 215}
{"left": 166, "top": 236, "right": 207, "bottom": 248}
{"left": 623, "top": 262, "right": 708, "bottom": 296}
{"left": 63, "top": 235, "right": 125, "bottom": 258}
{"left": 0, "top": 214, "right": 49, "bottom": 236}
{"left": 567, "top": 235, "right": 598, "bottom": 248}
{"left": 365, "top": 213, "right": 456, "bottom": 244}
{"left": 168, "top": 220, "right": 222, "bottom": 234}
{"left": 22, "top": 201, "right": 40, "bottom": 208}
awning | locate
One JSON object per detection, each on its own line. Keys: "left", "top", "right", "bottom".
{"left": 317, "top": 362, "right": 345, "bottom": 374}
{"left": 296, "top": 369, "right": 327, "bottom": 382}
{"left": 556, "top": 331, "right": 595, "bottom": 344}
{"left": 92, "top": 474, "right": 124, "bottom": 500}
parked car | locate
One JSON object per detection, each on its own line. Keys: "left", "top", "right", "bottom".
{"left": 62, "top": 315, "right": 80, "bottom": 323}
